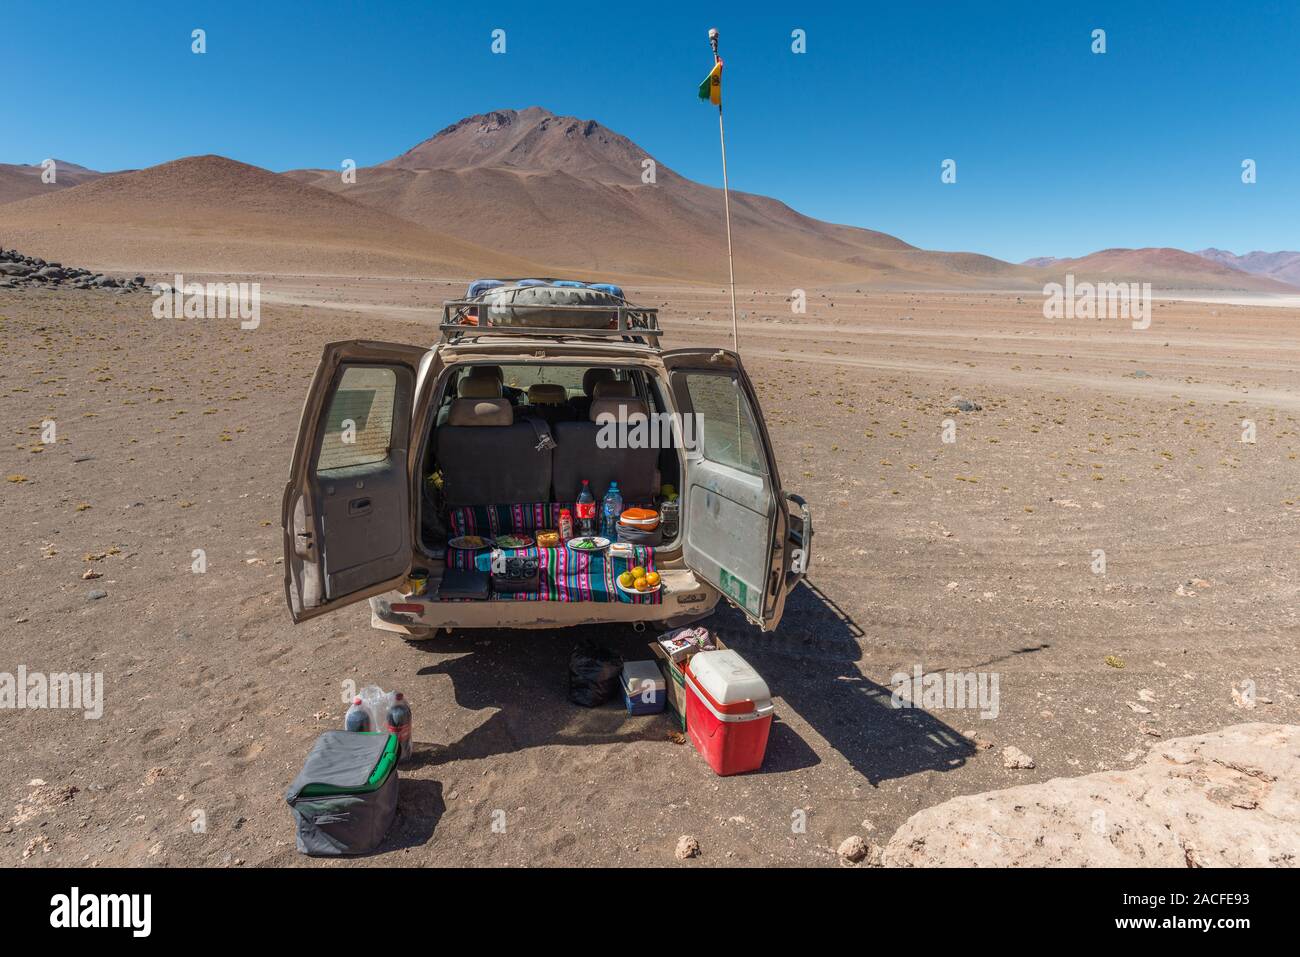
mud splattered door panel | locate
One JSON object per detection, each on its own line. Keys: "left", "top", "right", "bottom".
{"left": 672, "top": 367, "right": 780, "bottom": 627}
{"left": 282, "top": 340, "right": 424, "bottom": 623}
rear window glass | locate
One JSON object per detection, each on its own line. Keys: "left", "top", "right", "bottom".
{"left": 317, "top": 366, "right": 397, "bottom": 472}
{"left": 498, "top": 365, "right": 592, "bottom": 397}
{"left": 683, "top": 372, "right": 765, "bottom": 475}
{"left": 456, "top": 365, "right": 631, "bottom": 399}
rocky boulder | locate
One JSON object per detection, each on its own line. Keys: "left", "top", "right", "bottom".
{"left": 881, "top": 723, "right": 1299, "bottom": 867}
{"left": 0, "top": 246, "right": 148, "bottom": 292}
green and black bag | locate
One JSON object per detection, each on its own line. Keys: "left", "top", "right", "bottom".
{"left": 285, "top": 731, "right": 399, "bottom": 856}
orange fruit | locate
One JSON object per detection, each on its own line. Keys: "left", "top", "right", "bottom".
{"left": 634, "top": 576, "right": 649, "bottom": 592}
{"left": 631, "top": 565, "right": 646, "bottom": 580}
{"left": 645, "top": 571, "right": 661, "bottom": 588}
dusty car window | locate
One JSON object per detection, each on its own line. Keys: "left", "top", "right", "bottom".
{"left": 684, "top": 372, "right": 764, "bottom": 475}
{"left": 496, "top": 364, "right": 600, "bottom": 397}
{"left": 317, "top": 366, "right": 397, "bottom": 472}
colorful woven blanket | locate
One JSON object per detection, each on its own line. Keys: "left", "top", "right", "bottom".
{"left": 448, "top": 502, "right": 572, "bottom": 538}
{"left": 446, "top": 544, "right": 661, "bottom": 604}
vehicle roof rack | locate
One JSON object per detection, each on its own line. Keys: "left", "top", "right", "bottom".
{"left": 438, "top": 298, "right": 661, "bottom": 346}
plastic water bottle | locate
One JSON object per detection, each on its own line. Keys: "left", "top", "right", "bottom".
{"left": 344, "top": 696, "right": 371, "bottom": 732}
{"left": 386, "top": 692, "right": 413, "bottom": 762}
{"left": 576, "top": 480, "right": 597, "bottom": 536}
{"left": 601, "top": 482, "right": 623, "bottom": 539}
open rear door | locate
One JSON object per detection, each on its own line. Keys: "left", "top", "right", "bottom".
{"left": 282, "top": 340, "right": 429, "bottom": 623}
{"left": 663, "top": 348, "right": 800, "bottom": 631}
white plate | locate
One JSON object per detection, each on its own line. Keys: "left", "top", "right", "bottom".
{"left": 617, "top": 578, "right": 662, "bottom": 596}
{"left": 565, "top": 536, "right": 611, "bottom": 553}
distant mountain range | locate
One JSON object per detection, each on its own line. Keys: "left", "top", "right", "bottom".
{"left": 279, "top": 107, "right": 1032, "bottom": 287}
{"left": 1018, "top": 248, "right": 1297, "bottom": 292}
{"left": 0, "top": 155, "right": 540, "bottom": 276}
{"left": 1194, "top": 248, "right": 1300, "bottom": 288}
{"left": 1024, "top": 249, "right": 1300, "bottom": 290}
{"left": 0, "top": 160, "right": 105, "bottom": 203}
{"left": 1, "top": 108, "right": 1295, "bottom": 291}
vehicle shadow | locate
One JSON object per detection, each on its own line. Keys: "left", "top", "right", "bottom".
{"left": 706, "top": 579, "right": 978, "bottom": 786}
{"left": 407, "top": 625, "right": 685, "bottom": 766}
{"left": 405, "top": 577, "right": 975, "bottom": 785}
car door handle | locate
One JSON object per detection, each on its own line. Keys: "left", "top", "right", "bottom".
{"left": 348, "top": 497, "right": 372, "bottom": 516}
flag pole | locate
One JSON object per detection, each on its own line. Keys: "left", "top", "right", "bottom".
{"left": 709, "top": 27, "right": 739, "bottom": 352}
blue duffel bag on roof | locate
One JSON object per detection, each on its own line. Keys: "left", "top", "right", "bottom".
{"left": 466, "top": 279, "right": 504, "bottom": 298}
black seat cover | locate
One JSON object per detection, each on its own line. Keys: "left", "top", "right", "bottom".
{"left": 553, "top": 393, "right": 660, "bottom": 505}
{"left": 436, "top": 399, "right": 553, "bottom": 505}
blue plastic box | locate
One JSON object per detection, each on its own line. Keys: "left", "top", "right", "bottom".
{"left": 621, "top": 661, "right": 666, "bottom": 715}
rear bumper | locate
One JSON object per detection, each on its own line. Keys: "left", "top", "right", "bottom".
{"left": 369, "top": 567, "right": 719, "bottom": 634}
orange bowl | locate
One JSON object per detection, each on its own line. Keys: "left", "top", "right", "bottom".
{"left": 620, "top": 508, "right": 660, "bottom": 528}
{"left": 621, "top": 519, "right": 660, "bottom": 531}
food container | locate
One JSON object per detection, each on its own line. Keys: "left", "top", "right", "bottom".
{"left": 659, "top": 499, "right": 680, "bottom": 540}
{"left": 684, "top": 650, "right": 773, "bottom": 776}
{"left": 403, "top": 569, "right": 429, "bottom": 595}
{"left": 619, "top": 507, "right": 660, "bottom": 530}
{"left": 621, "top": 661, "right": 666, "bottom": 715}
{"left": 536, "top": 530, "right": 560, "bottom": 548}
{"left": 558, "top": 509, "right": 574, "bottom": 541}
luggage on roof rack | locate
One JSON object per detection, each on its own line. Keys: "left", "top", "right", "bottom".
{"left": 466, "top": 278, "right": 505, "bottom": 298}
{"left": 439, "top": 282, "right": 660, "bottom": 344}
{"left": 479, "top": 284, "right": 623, "bottom": 329}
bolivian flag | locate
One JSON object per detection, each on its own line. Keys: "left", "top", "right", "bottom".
{"left": 698, "top": 59, "right": 722, "bottom": 106}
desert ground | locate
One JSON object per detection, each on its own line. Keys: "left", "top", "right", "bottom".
{"left": 2, "top": 276, "right": 1298, "bottom": 867}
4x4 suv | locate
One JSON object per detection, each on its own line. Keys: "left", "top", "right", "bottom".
{"left": 281, "top": 282, "right": 811, "bottom": 637}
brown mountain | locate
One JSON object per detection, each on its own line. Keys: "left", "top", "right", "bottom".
{"left": 1032, "top": 247, "right": 1296, "bottom": 292}
{"left": 0, "top": 160, "right": 105, "bottom": 204}
{"left": 0, "top": 155, "right": 542, "bottom": 277}
{"left": 381, "top": 107, "right": 652, "bottom": 183}
{"left": 286, "top": 107, "right": 1035, "bottom": 288}
{"left": 4, "top": 110, "right": 1291, "bottom": 291}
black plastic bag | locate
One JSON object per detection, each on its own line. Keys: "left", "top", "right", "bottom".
{"left": 568, "top": 641, "right": 624, "bottom": 707}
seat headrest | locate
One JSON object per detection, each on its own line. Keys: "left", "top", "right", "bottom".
{"left": 447, "top": 397, "right": 513, "bottom": 427}
{"left": 458, "top": 374, "right": 503, "bottom": 399}
{"left": 582, "top": 367, "right": 615, "bottom": 397}
{"left": 589, "top": 397, "right": 650, "bottom": 423}
{"left": 527, "top": 383, "right": 566, "bottom": 406}
{"left": 592, "top": 379, "right": 635, "bottom": 400}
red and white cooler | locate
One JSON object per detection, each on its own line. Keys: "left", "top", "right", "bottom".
{"left": 684, "top": 650, "right": 774, "bottom": 776}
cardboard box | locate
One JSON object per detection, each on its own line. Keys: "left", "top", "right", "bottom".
{"left": 649, "top": 633, "right": 727, "bottom": 731}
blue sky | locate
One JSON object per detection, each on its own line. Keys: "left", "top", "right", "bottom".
{"left": 3, "top": 0, "right": 1296, "bottom": 261}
